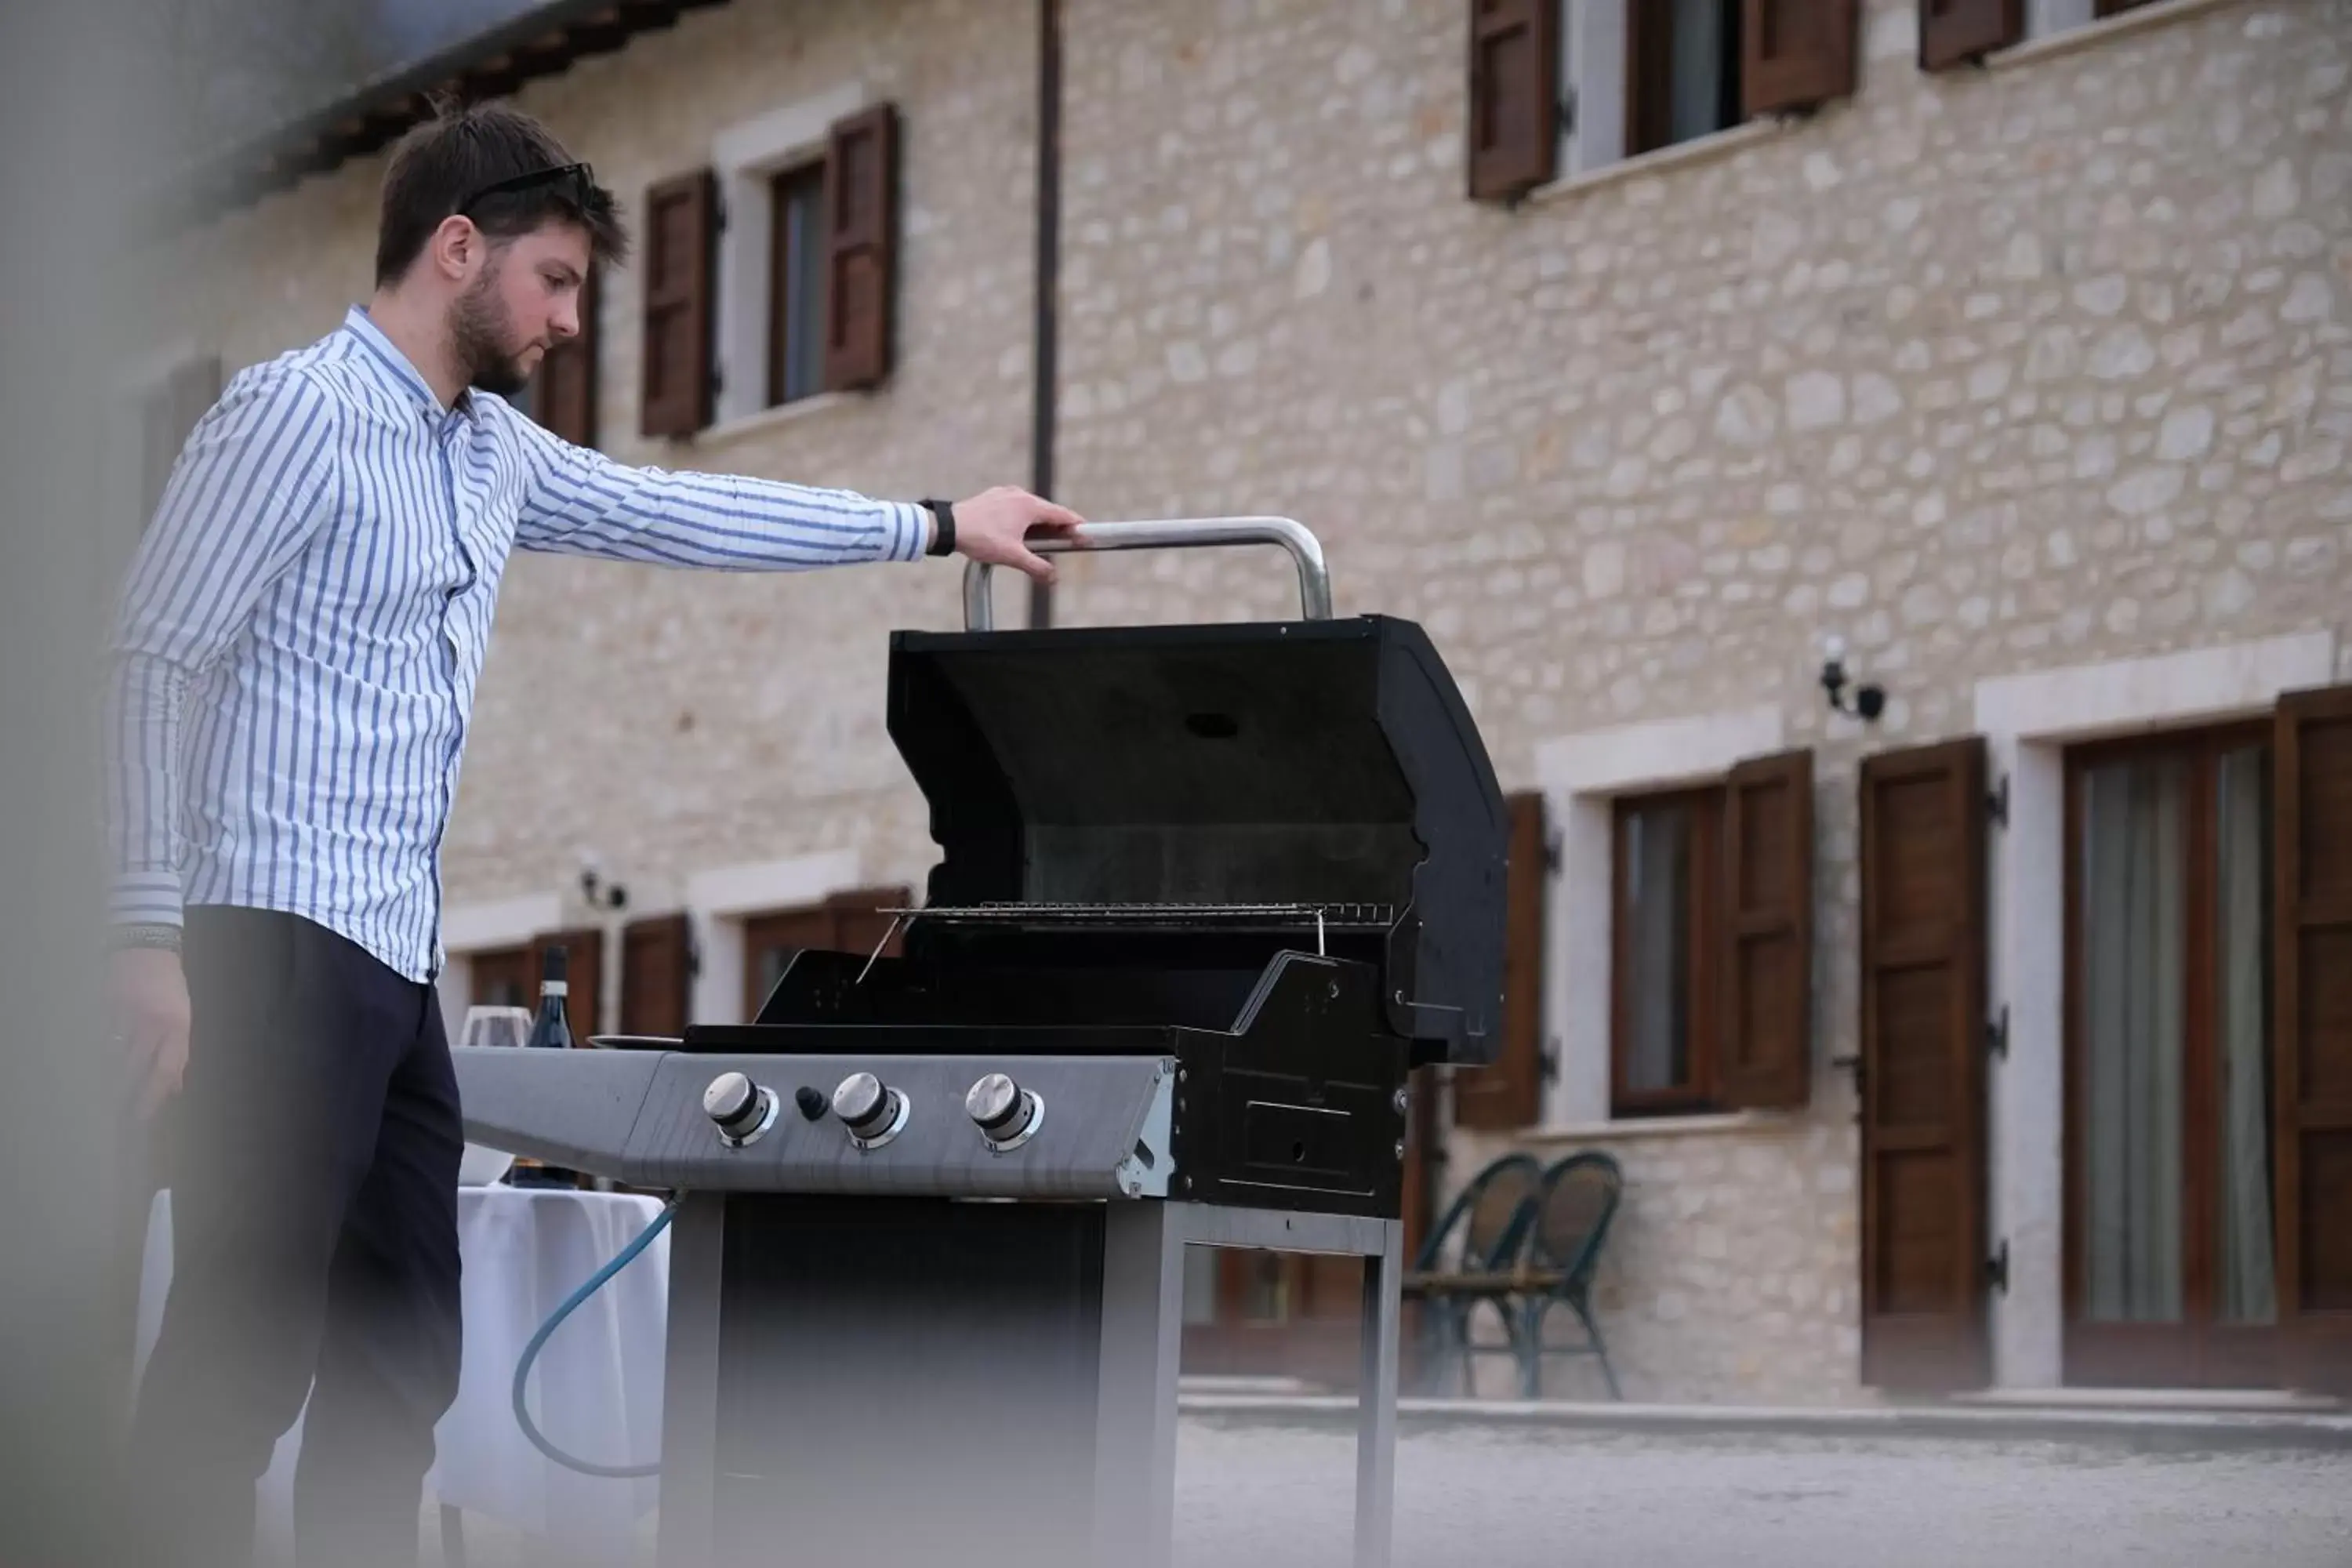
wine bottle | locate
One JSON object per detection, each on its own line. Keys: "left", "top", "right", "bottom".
{"left": 507, "top": 944, "right": 581, "bottom": 1189}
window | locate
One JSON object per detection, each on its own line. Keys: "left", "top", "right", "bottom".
{"left": 766, "top": 162, "right": 828, "bottom": 408}
{"left": 1627, "top": 0, "right": 1744, "bottom": 158}
{"left": 655, "top": 96, "right": 900, "bottom": 437}
{"left": 1920, "top": 0, "right": 2168, "bottom": 72}
{"left": 1468, "top": 0, "right": 1859, "bottom": 199}
{"left": 1603, "top": 750, "right": 1814, "bottom": 1120}
{"left": 1613, "top": 786, "right": 1724, "bottom": 1114}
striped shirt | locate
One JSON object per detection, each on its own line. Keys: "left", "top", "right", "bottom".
{"left": 107, "top": 305, "right": 931, "bottom": 983}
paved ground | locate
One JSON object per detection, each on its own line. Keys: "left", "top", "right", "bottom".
{"left": 434, "top": 1410, "right": 2352, "bottom": 1568}
{"left": 1170, "top": 1412, "right": 2352, "bottom": 1568}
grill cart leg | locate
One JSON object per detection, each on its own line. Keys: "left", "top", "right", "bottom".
{"left": 1355, "top": 1218, "right": 1403, "bottom": 1568}
{"left": 1091, "top": 1202, "right": 1185, "bottom": 1568}
{"left": 1171, "top": 1205, "right": 1404, "bottom": 1568}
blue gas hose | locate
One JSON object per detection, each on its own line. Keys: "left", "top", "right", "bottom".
{"left": 510, "top": 1193, "right": 681, "bottom": 1479}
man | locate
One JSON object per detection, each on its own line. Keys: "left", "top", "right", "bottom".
{"left": 107, "top": 100, "right": 1080, "bottom": 1568}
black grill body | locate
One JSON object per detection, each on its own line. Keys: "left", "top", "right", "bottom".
{"left": 682, "top": 613, "right": 1507, "bottom": 1218}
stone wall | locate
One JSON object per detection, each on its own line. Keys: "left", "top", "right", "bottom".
{"left": 1048, "top": 0, "right": 2349, "bottom": 1402}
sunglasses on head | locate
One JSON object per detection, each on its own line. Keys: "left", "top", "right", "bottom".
{"left": 456, "top": 162, "right": 595, "bottom": 216}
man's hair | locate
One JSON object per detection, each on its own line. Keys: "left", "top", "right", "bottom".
{"left": 373, "top": 100, "right": 629, "bottom": 287}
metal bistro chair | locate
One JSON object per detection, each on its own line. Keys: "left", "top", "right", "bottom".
{"left": 1513, "top": 1151, "right": 1624, "bottom": 1400}
{"left": 1402, "top": 1152, "right": 1543, "bottom": 1396}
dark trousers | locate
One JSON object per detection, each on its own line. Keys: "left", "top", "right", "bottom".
{"left": 127, "top": 906, "right": 463, "bottom": 1568}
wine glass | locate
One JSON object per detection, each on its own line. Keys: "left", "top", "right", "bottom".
{"left": 459, "top": 1004, "right": 532, "bottom": 1051}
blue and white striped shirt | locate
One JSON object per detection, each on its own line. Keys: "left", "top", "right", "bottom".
{"left": 107, "top": 305, "right": 931, "bottom": 982}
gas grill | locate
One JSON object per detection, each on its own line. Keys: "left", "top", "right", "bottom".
{"left": 456, "top": 517, "right": 1508, "bottom": 1568}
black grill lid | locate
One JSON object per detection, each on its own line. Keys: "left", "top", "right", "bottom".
{"left": 884, "top": 613, "right": 1508, "bottom": 1062}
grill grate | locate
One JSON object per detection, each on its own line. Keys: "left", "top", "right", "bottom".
{"left": 851, "top": 901, "right": 1399, "bottom": 982}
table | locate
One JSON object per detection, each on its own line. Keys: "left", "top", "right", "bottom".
{"left": 132, "top": 1183, "right": 673, "bottom": 1566}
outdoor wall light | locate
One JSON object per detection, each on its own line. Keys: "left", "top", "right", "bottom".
{"left": 1819, "top": 635, "right": 1885, "bottom": 723}
{"left": 579, "top": 852, "right": 629, "bottom": 912}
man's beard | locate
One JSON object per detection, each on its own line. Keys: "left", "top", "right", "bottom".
{"left": 449, "top": 265, "right": 538, "bottom": 397}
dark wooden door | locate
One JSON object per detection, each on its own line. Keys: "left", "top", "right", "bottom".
{"left": 620, "top": 913, "right": 695, "bottom": 1038}
{"left": 1857, "top": 737, "right": 1991, "bottom": 1392}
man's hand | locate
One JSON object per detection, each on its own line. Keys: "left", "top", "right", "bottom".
{"left": 111, "top": 946, "right": 192, "bottom": 1122}
{"left": 949, "top": 486, "right": 1087, "bottom": 585}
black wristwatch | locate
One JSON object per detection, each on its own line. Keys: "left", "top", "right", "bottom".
{"left": 920, "top": 499, "right": 956, "bottom": 557}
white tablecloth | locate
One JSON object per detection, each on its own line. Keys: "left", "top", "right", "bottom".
{"left": 133, "top": 1183, "right": 673, "bottom": 1564}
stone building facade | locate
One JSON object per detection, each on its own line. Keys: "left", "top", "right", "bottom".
{"left": 117, "top": 0, "right": 2351, "bottom": 1405}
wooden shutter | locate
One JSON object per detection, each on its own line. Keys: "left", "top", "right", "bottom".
{"left": 822, "top": 103, "right": 898, "bottom": 392}
{"left": 1918, "top": 0, "right": 2023, "bottom": 71}
{"left": 528, "top": 927, "right": 604, "bottom": 1041}
{"left": 535, "top": 260, "right": 600, "bottom": 447}
{"left": 1466, "top": 0, "right": 1558, "bottom": 201}
{"left": 1744, "top": 0, "right": 1860, "bottom": 119}
{"left": 140, "top": 354, "right": 222, "bottom": 525}
{"left": 1857, "top": 737, "right": 1990, "bottom": 1392}
{"left": 619, "top": 913, "right": 695, "bottom": 1038}
{"left": 640, "top": 169, "right": 716, "bottom": 437}
{"left": 1719, "top": 750, "right": 1814, "bottom": 1110}
{"left": 2274, "top": 684, "right": 2352, "bottom": 1395}
{"left": 1456, "top": 791, "right": 1548, "bottom": 1130}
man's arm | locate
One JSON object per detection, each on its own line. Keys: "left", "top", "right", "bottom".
{"left": 507, "top": 415, "right": 1083, "bottom": 582}
{"left": 105, "top": 366, "right": 340, "bottom": 928}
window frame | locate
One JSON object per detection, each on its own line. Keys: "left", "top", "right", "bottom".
{"left": 1609, "top": 780, "right": 1728, "bottom": 1119}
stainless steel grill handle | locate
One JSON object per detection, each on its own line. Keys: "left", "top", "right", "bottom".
{"left": 960, "top": 515, "right": 1332, "bottom": 631}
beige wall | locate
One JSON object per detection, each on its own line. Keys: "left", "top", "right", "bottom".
{"left": 127, "top": 0, "right": 2351, "bottom": 1401}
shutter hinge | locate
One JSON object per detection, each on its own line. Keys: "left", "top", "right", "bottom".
{"left": 1987, "top": 773, "right": 2009, "bottom": 827}
{"left": 1539, "top": 1037, "right": 1561, "bottom": 1085}
{"left": 1985, "top": 1239, "right": 2009, "bottom": 1295}
{"left": 1559, "top": 86, "right": 1577, "bottom": 136}
{"left": 1987, "top": 1004, "right": 2009, "bottom": 1060}
{"left": 1543, "top": 829, "right": 1562, "bottom": 873}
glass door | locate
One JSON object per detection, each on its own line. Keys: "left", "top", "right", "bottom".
{"left": 2065, "top": 725, "right": 2277, "bottom": 1387}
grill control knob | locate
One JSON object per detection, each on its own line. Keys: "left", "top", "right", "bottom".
{"left": 966, "top": 1072, "right": 1045, "bottom": 1152}
{"left": 833, "top": 1071, "right": 909, "bottom": 1149}
{"left": 703, "top": 1072, "right": 778, "bottom": 1147}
